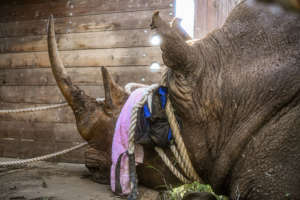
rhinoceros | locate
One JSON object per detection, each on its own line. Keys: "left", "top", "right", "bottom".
{"left": 47, "top": 0, "right": 300, "bottom": 199}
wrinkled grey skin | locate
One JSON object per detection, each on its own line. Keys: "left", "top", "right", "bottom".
{"left": 152, "top": 1, "right": 300, "bottom": 199}
{"left": 47, "top": 1, "right": 300, "bottom": 200}
{"left": 258, "top": 0, "right": 300, "bottom": 11}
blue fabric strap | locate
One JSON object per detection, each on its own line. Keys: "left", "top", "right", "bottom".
{"left": 168, "top": 128, "right": 173, "bottom": 141}
{"left": 158, "top": 87, "right": 168, "bottom": 109}
{"left": 143, "top": 104, "right": 151, "bottom": 118}
{"left": 143, "top": 86, "right": 173, "bottom": 141}
{"left": 158, "top": 86, "right": 172, "bottom": 141}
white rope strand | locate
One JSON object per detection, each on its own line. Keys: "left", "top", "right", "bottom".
{"left": 0, "top": 142, "right": 88, "bottom": 167}
{"left": 125, "top": 83, "right": 149, "bottom": 94}
{"left": 128, "top": 84, "right": 159, "bottom": 154}
{"left": 160, "top": 71, "right": 202, "bottom": 183}
{"left": 0, "top": 103, "right": 68, "bottom": 114}
{"left": 0, "top": 98, "right": 104, "bottom": 114}
{"left": 166, "top": 100, "right": 201, "bottom": 182}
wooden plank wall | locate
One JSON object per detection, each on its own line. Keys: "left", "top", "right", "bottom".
{"left": 0, "top": 0, "right": 174, "bottom": 163}
{"left": 194, "top": 0, "right": 242, "bottom": 39}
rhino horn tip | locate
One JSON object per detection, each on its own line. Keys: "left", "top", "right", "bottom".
{"left": 101, "top": 66, "right": 107, "bottom": 74}
{"left": 154, "top": 10, "right": 160, "bottom": 16}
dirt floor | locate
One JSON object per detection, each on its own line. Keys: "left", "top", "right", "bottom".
{"left": 0, "top": 158, "right": 159, "bottom": 200}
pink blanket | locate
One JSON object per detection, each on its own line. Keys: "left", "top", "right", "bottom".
{"left": 111, "top": 88, "right": 145, "bottom": 195}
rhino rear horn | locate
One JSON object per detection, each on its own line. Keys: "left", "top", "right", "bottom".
{"left": 101, "top": 67, "right": 127, "bottom": 109}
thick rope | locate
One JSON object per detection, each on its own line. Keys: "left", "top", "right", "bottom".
{"left": 165, "top": 100, "right": 201, "bottom": 182}
{"left": 0, "top": 142, "right": 88, "bottom": 167}
{"left": 160, "top": 70, "right": 202, "bottom": 183}
{"left": 0, "top": 98, "right": 104, "bottom": 114}
{"left": 169, "top": 144, "right": 190, "bottom": 180}
{"left": 154, "top": 146, "right": 189, "bottom": 183}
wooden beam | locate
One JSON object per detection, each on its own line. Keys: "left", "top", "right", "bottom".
{"left": 194, "top": 0, "right": 241, "bottom": 39}
{"left": 0, "top": 85, "right": 103, "bottom": 103}
{"left": 0, "top": 30, "right": 156, "bottom": 53}
{"left": 0, "top": 9, "right": 172, "bottom": 37}
{"left": 0, "top": 0, "right": 173, "bottom": 22}
{"left": 0, "top": 103, "right": 75, "bottom": 123}
{"left": 0, "top": 66, "right": 162, "bottom": 86}
{"left": 0, "top": 47, "right": 163, "bottom": 69}
{"left": 55, "top": 141, "right": 86, "bottom": 163}
{"left": 0, "top": 120, "right": 86, "bottom": 162}
{"left": 194, "top": 0, "right": 208, "bottom": 39}
{"left": 206, "top": 0, "right": 218, "bottom": 34}
{"left": 0, "top": 138, "right": 20, "bottom": 158}
{"left": 0, "top": 121, "right": 82, "bottom": 142}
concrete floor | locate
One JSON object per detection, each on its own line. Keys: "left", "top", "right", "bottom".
{"left": 0, "top": 158, "right": 159, "bottom": 200}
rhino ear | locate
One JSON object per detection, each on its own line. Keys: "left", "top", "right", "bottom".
{"left": 151, "top": 11, "right": 196, "bottom": 73}
{"left": 101, "top": 67, "right": 127, "bottom": 108}
{"left": 170, "top": 18, "right": 192, "bottom": 41}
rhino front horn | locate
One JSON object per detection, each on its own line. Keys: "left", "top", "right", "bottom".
{"left": 47, "top": 15, "right": 93, "bottom": 115}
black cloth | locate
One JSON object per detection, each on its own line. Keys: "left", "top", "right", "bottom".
{"left": 134, "top": 87, "right": 180, "bottom": 148}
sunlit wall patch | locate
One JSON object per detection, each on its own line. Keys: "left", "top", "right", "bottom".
{"left": 175, "top": 0, "right": 195, "bottom": 38}
{"left": 150, "top": 34, "right": 162, "bottom": 46}
{"left": 150, "top": 62, "right": 161, "bottom": 72}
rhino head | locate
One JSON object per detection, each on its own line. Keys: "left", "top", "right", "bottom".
{"left": 47, "top": 14, "right": 186, "bottom": 187}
